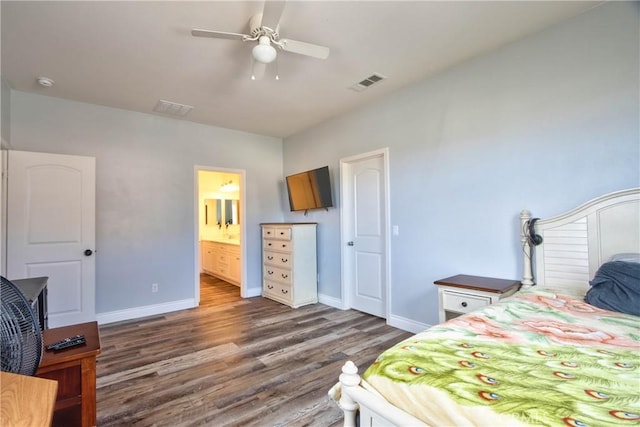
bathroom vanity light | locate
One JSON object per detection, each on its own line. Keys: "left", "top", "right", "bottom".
{"left": 220, "top": 180, "right": 239, "bottom": 192}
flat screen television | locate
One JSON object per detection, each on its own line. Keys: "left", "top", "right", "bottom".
{"left": 286, "top": 166, "right": 334, "bottom": 212}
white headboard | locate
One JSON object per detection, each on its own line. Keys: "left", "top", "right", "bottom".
{"left": 520, "top": 188, "right": 640, "bottom": 295}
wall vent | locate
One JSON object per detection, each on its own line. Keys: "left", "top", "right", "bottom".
{"left": 153, "top": 100, "right": 194, "bottom": 117}
{"left": 349, "top": 73, "right": 387, "bottom": 92}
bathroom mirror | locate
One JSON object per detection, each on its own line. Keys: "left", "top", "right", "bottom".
{"left": 205, "top": 199, "right": 239, "bottom": 226}
{"left": 225, "top": 200, "right": 240, "bottom": 225}
{"left": 204, "top": 199, "right": 222, "bottom": 226}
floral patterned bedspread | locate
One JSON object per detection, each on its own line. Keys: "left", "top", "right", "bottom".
{"left": 362, "top": 288, "right": 640, "bottom": 427}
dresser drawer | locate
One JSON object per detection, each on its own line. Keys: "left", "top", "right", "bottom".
{"left": 263, "top": 280, "right": 292, "bottom": 300}
{"left": 273, "top": 227, "right": 291, "bottom": 240}
{"left": 262, "top": 226, "right": 292, "bottom": 241}
{"left": 441, "top": 290, "right": 490, "bottom": 314}
{"left": 263, "top": 250, "right": 292, "bottom": 268}
{"left": 262, "top": 226, "right": 277, "bottom": 239}
{"left": 263, "top": 265, "right": 292, "bottom": 285}
{"left": 263, "top": 239, "right": 292, "bottom": 252}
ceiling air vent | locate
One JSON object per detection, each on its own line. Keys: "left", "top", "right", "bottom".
{"left": 153, "top": 100, "right": 194, "bottom": 117}
{"left": 349, "top": 73, "right": 387, "bottom": 92}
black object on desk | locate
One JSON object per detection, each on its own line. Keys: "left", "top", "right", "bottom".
{"left": 46, "top": 334, "right": 86, "bottom": 351}
{"left": 11, "top": 276, "right": 48, "bottom": 330}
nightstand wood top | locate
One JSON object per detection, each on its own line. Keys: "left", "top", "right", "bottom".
{"left": 434, "top": 274, "right": 521, "bottom": 294}
{"left": 39, "top": 321, "right": 101, "bottom": 367}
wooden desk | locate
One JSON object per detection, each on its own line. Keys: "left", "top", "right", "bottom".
{"left": 36, "top": 321, "right": 101, "bottom": 427}
{"left": 1, "top": 371, "right": 58, "bottom": 426}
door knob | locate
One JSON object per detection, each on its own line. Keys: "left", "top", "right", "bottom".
{"left": 84, "top": 249, "right": 93, "bottom": 256}
{"left": 347, "top": 241, "right": 354, "bottom": 246}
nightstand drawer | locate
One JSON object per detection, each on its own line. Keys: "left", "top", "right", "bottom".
{"left": 441, "top": 291, "right": 490, "bottom": 314}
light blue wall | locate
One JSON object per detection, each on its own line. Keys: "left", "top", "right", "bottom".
{"left": 283, "top": 2, "right": 640, "bottom": 327}
{"left": 6, "top": 2, "right": 639, "bottom": 328}
{"left": 9, "top": 93, "right": 283, "bottom": 314}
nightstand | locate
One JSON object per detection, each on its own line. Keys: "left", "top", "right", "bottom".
{"left": 434, "top": 274, "right": 521, "bottom": 322}
{"left": 37, "top": 321, "right": 101, "bottom": 427}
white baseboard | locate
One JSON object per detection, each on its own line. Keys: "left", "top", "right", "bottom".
{"left": 242, "top": 287, "right": 262, "bottom": 298}
{"left": 317, "top": 293, "right": 429, "bottom": 333}
{"left": 387, "top": 313, "right": 430, "bottom": 334}
{"left": 96, "top": 298, "right": 196, "bottom": 325}
{"left": 95, "top": 294, "right": 431, "bottom": 335}
{"left": 318, "top": 293, "right": 344, "bottom": 309}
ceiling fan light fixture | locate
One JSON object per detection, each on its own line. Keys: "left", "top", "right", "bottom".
{"left": 252, "top": 36, "right": 277, "bottom": 64}
{"left": 191, "top": 3, "right": 330, "bottom": 80}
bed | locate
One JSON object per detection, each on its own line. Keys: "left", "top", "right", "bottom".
{"left": 330, "top": 188, "right": 640, "bottom": 427}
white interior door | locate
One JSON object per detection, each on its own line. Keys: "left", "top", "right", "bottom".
{"left": 7, "top": 150, "right": 96, "bottom": 327}
{"left": 341, "top": 149, "right": 389, "bottom": 318}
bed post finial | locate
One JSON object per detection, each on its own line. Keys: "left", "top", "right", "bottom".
{"left": 520, "top": 209, "right": 534, "bottom": 288}
{"left": 338, "top": 361, "right": 360, "bottom": 427}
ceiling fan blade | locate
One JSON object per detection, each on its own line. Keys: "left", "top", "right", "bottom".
{"left": 251, "top": 60, "right": 267, "bottom": 80}
{"left": 191, "top": 29, "right": 248, "bottom": 41}
{"left": 261, "top": 0, "right": 286, "bottom": 30}
{"left": 279, "top": 39, "right": 330, "bottom": 59}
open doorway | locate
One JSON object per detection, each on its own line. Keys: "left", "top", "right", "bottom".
{"left": 195, "top": 167, "right": 245, "bottom": 305}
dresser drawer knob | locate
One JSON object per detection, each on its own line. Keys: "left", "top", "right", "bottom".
{"left": 267, "top": 284, "right": 274, "bottom": 289}
{"left": 281, "top": 258, "right": 288, "bottom": 263}
{"left": 281, "top": 274, "right": 288, "bottom": 279}
{"left": 461, "top": 302, "right": 468, "bottom": 307}
{"left": 281, "top": 289, "right": 288, "bottom": 294}
{"left": 267, "top": 270, "right": 274, "bottom": 275}
{"left": 267, "top": 255, "right": 274, "bottom": 260}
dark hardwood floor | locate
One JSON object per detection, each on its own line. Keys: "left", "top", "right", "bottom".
{"left": 96, "top": 275, "right": 412, "bottom": 426}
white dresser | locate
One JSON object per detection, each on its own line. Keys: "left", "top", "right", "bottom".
{"left": 261, "top": 223, "right": 317, "bottom": 308}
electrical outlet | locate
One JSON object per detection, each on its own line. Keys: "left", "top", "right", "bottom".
{"left": 152, "top": 283, "right": 158, "bottom": 293}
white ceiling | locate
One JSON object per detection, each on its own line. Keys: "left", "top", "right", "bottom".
{"left": 1, "top": 1, "right": 602, "bottom": 138}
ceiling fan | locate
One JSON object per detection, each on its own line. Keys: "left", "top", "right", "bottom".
{"left": 191, "top": 0, "right": 330, "bottom": 80}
